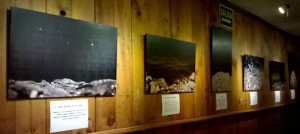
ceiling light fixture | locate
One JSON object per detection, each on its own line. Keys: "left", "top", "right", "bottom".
{"left": 278, "top": 6, "right": 285, "bottom": 14}
{"left": 278, "top": 0, "right": 292, "bottom": 17}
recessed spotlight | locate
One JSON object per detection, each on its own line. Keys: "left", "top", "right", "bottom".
{"left": 278, "top": 7, "right": 285, "bottom": 14}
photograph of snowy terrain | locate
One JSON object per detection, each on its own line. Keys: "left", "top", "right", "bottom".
{"left": 145, "top": 34, "right": 196, "bottom": 94}
{"left": 288, "top": 52, "right": 298, "bottom": 89}
{"left": 8, "top": 7, "right": 117, "bottom": 99}
{"left": 242, "top": 55, "right": 264, "bottom": 91}
{"left": 211, "top": 27, "right": 232, "bottom": 92}
{"left": 269, "top": 61, "right": 285, "bottom": 90}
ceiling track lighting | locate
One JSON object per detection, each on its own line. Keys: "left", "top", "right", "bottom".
{"left": 278, "top": 0, "right": 291, "bottom": 17}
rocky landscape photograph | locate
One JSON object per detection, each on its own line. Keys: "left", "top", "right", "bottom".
{"left": 243, "top": 55, "right": 264, "bottom": 91}
{"left": 145, "top": 34, "right": 196, "bottom": 94}
{"left": 269, "top": 61, "right": 285, "bottom": 90}
{"left": 8, "top": 7, "right": 117, "bottom": 99}
{"left": 288, "top": 52, "right": 298, "bottom": 89}
{"left": 211, "top": 27, "right": 232, "bottom": 92}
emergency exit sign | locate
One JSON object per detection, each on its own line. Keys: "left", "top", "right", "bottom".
{"left": 220, "top": 4, "right": 233, "bottom": 29}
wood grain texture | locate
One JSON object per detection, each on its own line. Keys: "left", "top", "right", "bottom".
{"left": 72, "top": 0, "right": 94, "bottom": 21}
{"left": 94, "top": 0, "right": 116, "bottom": 131}
{"left": 0, "top": 1, "right": 16, "bottom": 134}
{"left": 131, "top": 0, "right": 146, "bottom": 126}
{"left": 9, "top": 1, "right": 47, "bottom": 134}
{"left": 9, "top": 0, "right": 46, "bottom": 12}
{"left": 46, "top": 0, "right": 71, "bottom": 17}
{"left": 170, "top": 0, "right": 194, "bottom": 120}
{"left": 114, "top": 0, "right": 133, "bottom": 129}
{"left": 46, "top": 1, "right": 96, "bottom": 134}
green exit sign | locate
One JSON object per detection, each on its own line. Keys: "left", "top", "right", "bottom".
{"left": 220, "top": 4, "right": 233, "bottom": 29}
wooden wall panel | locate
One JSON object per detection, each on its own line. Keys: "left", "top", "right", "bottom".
{"left": 132, "top": 0, "right": 173, "bottom": 126}
{"left": 131, "top": 0, "right": 146, "bottom": 126}
{"left": 8, "top": 1, "right": 48, "bottom": 134}
{"left": 72, "top": 0, "right": 94, "bottom": 21}
{"left": 170, "top": 0, "right": 194, "bottom": 120}
{"left": 46, "top": 0, "right": 71, "bottom": 17}
{"left": 191, "top": 0, "right": 211, "bottom": 117}
{"left": 45, "top": 1, "right": 96, "bottom": 134}
{"left": 0, "top": 0, "right": 299, "bottom": 134}
{"left": 114, "top": 0, "right": 133, "bottom": 129}
{"left": 0, "top": 1, "right": 16, "bottom": 134}
{"left": 94, "top": 0, "right": 116, "bottom": 131}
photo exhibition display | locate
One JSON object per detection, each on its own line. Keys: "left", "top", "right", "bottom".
{"left": 288, "top": 52, "right": 298, "bottom": 90}
{"left": 242, "top": 55, "right": 264, "bottom": 91}
{"left": 145, "top": 34, "right": 196, "bottom": 94}
{"left": 8, "top": 7, "right": 117, "bottom": 99}
{"left": 269, "top": 61, "right": 285, "bottom": 90}
{"left": 210, "top": 27, "right": 232, "bottom": 92}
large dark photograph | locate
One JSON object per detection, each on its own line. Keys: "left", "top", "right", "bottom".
{"left": 269, "top": 61, "right": 285, "bottom": 90}
{"left": 8, "top": 7, "right": 117, "bottom": 99}
{"left": 211, "top": 27, "right": 232, "bottom": 92}
{"left": 288, "top": 52, "right": 298, "bottom": 90}
{"left": 145, "top": 34, "right": 196, "bottom": 94}
{"left": 242, "top": 55, "right": 264, "bottom": 91}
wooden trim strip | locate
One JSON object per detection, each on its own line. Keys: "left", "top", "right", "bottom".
{"left": 90, "top": 103, "right": 296, "bottom": 134}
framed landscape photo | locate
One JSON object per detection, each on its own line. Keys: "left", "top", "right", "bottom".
{"left": 8, "top": 7, "right": 117, "bottom": 99}
{"left": 210, "top": 27, "right": 232, "bottom": 92}
{"left": 242, "top": 55, "right": 264, "bottom": 91}
{"left": 269, "top": 61, "right": 285, "bottom": 90}
{"left": 288, "top": 52, "right": 298, "bottom": 90}
{"left": 144, "top": 34, "right": 196, "bottom": 94}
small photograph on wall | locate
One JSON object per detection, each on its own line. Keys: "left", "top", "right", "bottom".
{"left": 211, "top": 27, "right": 232, "bottom": 92}
{"left": 243, "top": 55, "right": 264, "bottom": 91}
{"left": 145, "top": 34, "right": 196, "bottom": 94}
{"left": 269, "top": 61, "right": 285, "bottom": 90}
{"left": 288, "top": 52, "right": 298, "bottom": 90}
{"left": 8, "top": 7, "right": 117, "bottom": 99}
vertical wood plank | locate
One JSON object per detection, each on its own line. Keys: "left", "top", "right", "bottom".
{"left": 143, "top": 0, "right": 172, "bottom": 124}
{"left": 71, "top": 0, "right": 96, "bottom": 133}
{"left": 10, "top": 0, "right": 45, "bottom": 12}
{"left": 95, "top": 0, "right": 116, "bottom": 131}
{"left": 46, "top": 0, "right": 96, "bottom": 133}
{"left": 47, "top": 0, "right": 72, "bottom": 17}
{"left": 114, "top": 0, "right": 133, "bottom": 128}
{"left": 131, "top": 0, "right": 146, "bottom": 126}
{"left": 170, "top": 0, "right": 194, "bottom": 119}
{"left": 9, "top": 1, "right": 47, "bottom": 134}
{"left": 191, "top": 0, "right": 211, "bottom": 117}
{"left": 0, "top": 1, "right": 16, "bottom": 134}
{"left": 231, "top": 9, "right": 246, "bottom": 111}
{"left": 72, "top": 0, "right": 94, "bottom": 21}
{"left": 45, "top": 1, "right": 73, "bottom": 134}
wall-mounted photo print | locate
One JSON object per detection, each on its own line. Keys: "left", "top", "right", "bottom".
{"left": 288, "top": 52, "right": 298, "bottom": 90}
{"left": 145, "top": 34, "right": 196, "bottom": 94}
{"left": 211, "top": 27, "right": 232, "bottom": 92}
{"left": 243, "top": 55, "right": 264, "bottom": 91}
{"left": 8, "top": 7, "right": 117, "bottom": 99}
{"left": 269, "top": 61, "right": 285, "bottom": 90}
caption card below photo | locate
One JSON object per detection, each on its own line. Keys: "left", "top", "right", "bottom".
{"left": 50, "top": 99, "right": 89, "bottom": 133}
{"left": 216, "top": 93, "right": 227, "bottom": 110}
{"left": 250, "top": 92, "right": 258, "bottom": 106}
{"left": 161, "top": 94, "right": 180, "bottom": 116}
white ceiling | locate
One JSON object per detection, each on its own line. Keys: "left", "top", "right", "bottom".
{"left": 228, "top": 0, "right": 300, "bottom": 37}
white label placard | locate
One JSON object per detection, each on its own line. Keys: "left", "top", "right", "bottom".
{"left": 250, "top": 92, "right": 258, "bottom": 106}
{"left": 275, "top": 91, "right": 280, "bottom": 103}
{"left": 50, "top": 99, "right": 88, "bottom": 133}
{"left": 216, "top": 93, "right": 227, "bottom": 110}
{"left": 162, "top": 94, "right": 180, "bottom": 116}
{"left": 291, "top": 90, "right": 296, "bottom": 100}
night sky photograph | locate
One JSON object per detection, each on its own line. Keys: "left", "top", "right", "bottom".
{"left": 8, "top": 7, "right": 117, "bottom": 99}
